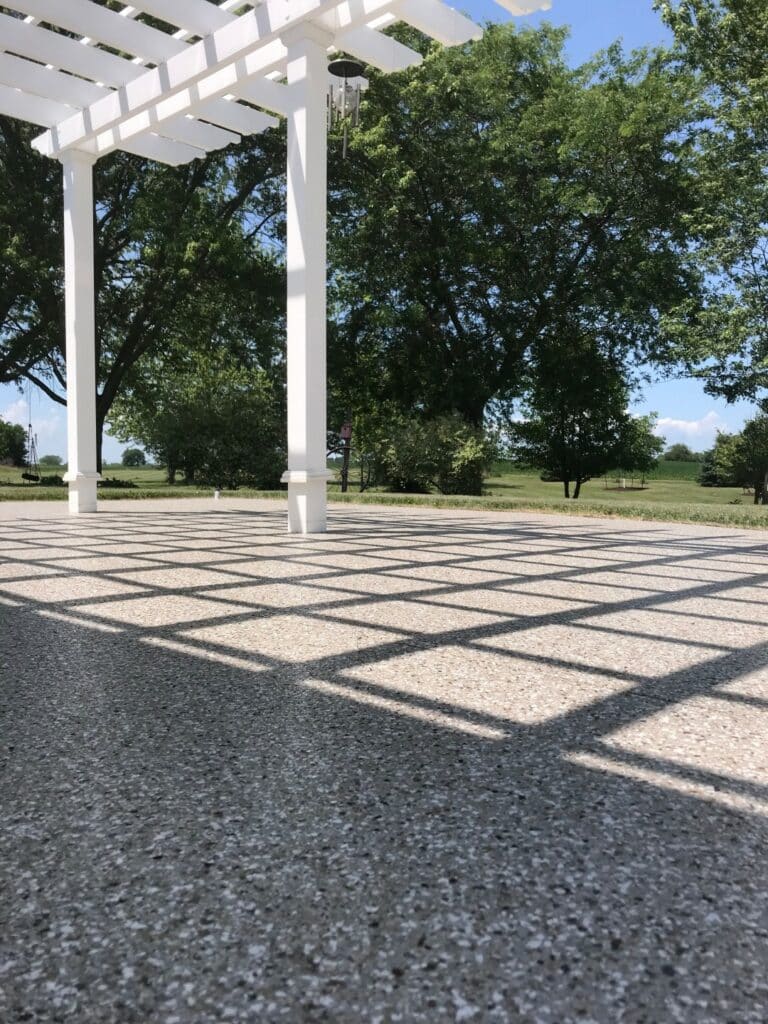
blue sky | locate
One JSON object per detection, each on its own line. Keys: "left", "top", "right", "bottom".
{"left": 0, "top": 0, "right": 755, "bottom": 461}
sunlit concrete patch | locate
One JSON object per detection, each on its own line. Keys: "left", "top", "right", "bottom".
{"left": 344, "top": 644, "right": 639, "bottom": 726}
{"left": 668, "top": 594, "right": 768, "bottom": 624}
{"left": 209, "top": 582, "right": 351, "bottom": 609}
{"left": 424, "top": 586, "right": 591, "bottom": 618}
{"left": 300, "top": 677, "right": 508, "bottom": 740}
{"left": 0, "top": 562, "right": 62, "bottom": 580}
{"left": 0, "top": 574, "right": 149, "bottom": 604}
{"left": 717, "top": 665, "right": 768, "bottom": 702}
{"left": 308, "top": 570, "right": 445, "bottom": 596}
{"left": 584, "top": 607, "right": 763, "bottom": 648}
{"left": 474, "top": 621, "right": 713, "bottom": 681}
{"left": 320, "top": 597, "right": 508, "bottom": 635}
{"left": 38, "top": 609, "right": 124, "bottom": 634}
{"left": 593, "top": 687, "right": 768, "bottom": 795}
{"left": 389, "top": 563, "right": 512, "bottom": 586}
{"left": 297, "top": 551, "right": 407, "bottom": 571}
{"left": 140, "top": 635, "right": 276, "bottom": 675}
{"left": 110, "top": 566, "right": 251, "bottom": 590}
{"left": 567, "top": 748, "right": 768, "bottom": 817}
{"left": 181, "top": 612, "right": 397, "bottom": 664}
{"left": 51, "top": 555, "right": 169, "bottom": 573}
{"left": 75, "top": 593, "right": 253, "bottom": 628}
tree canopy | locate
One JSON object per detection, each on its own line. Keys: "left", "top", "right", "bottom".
{"left": 328, "top": 24, "right": 702, "bottom": 432}
{"left": 658, "top": 0, "right": 768, "bottom": 409}
{"left": 0, "top": 117, "right": 285, "bottom": 467}
{"left": 0, "top": 417, "right": 27, "bottom": 467}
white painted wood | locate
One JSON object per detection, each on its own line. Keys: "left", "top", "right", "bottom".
{"left": 195, "top": 101, "right": 279, "bottom": 136}
{"left": 161, "top": 117, "right": 240, "bottom": 151}
{"left": 0, "top": 84, "right": 74, "bottom": 128}
{"left": 396, "top": 0, "right": 483, "bottom": 45}
{"left": 125, "top": 0, "right": 233, "bottom": 36}
{"left": 0, "top": 53, "right": 222, "bottom": 160}
{"left": 0, "top": 53, "right": 105, "bottom": 109}
{"left": 335, "top": 26, "right": 423, "bottom": 72}
{"left": 31, "top": 0, "right": 404, "bottom": 159}
{"left": 0, "top": 12, "right": 139, "bottom": 89}
{"left": 5, "top": 0, "right": 188, "bottom": 64}
{"left": 60, "top": 151, "right": 101, "bottom": 514}
{"left": 232, "top": 80, "right": 292, "bottom": 118}
{"left": 121, "top": 134, "right": 207, "bottom": 165}
{"left": 281, "top": 28, "right": 334, "bottom": 533}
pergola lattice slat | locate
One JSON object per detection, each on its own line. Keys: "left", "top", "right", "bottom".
{"left": 5, "top": 0, "right": 190, "bottom": 64}
{"left": 0, "top": 0, "right": 548, "bottom": 527}
{"left": 124, "top": 0, "right": 235, "bottom": 37}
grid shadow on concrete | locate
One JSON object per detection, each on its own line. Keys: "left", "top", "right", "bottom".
{"left": 0, "top": 501, "right": 766, "bottom": 1022}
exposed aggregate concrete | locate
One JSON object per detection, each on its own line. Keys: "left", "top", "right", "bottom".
{"left": 0, "top": 499, "right": 766, "bottom": 1023}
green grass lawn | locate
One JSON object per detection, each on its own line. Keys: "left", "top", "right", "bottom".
{"left": 483, "top": 467, "right": 750, "bottom": 506}
{"left": 1, "top": 462, "right": 765, "bottom": 529}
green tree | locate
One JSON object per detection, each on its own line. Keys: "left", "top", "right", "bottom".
{"left": 329, "top": 24, "right": 702, "bottom": 432}
{"left": 735, "top": 415, "right": 768, "bottom": 503}
{"left": 121, "top": 448, "right": 146, "bottom": 468}
{"left": 39, "top": 453, "right": 63, "bottom": 467}
{"left": 658, "top": 1, "right": 768, "bottom": 140}
{"left": 616, "top": 415, "right": 665, "bottom": 478}
{"left": 658, "top": 2, "right": 768, "bottom": 407}
{"left": 663, "top": 442, "right": 700, "bottom": 461}
{"left": 0, "top": 118, "right": 285, "bottom": 469}
{"left": 0, "top": 418, "right": 27, "bottom": 466}
{"left": 699, "top": 430, "right": 743, "bottom": 487}
{"left": 109, "top": 349, "right": 285, "bottom": 490}
{"left": 509, "top": 331, "right": 635, "bottom": 499}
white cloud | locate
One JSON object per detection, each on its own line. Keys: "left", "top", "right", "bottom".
{"left": 497, "top": 0, "right": 552, "bottom": 13}
{"left": 654, "top": 410, "right": 725, "bottom": 445}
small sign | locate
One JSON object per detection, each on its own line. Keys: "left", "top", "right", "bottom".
{"left": 340, "top": 422, "right": 352, "bottom": 441}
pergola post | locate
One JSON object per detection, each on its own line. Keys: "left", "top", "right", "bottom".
{"left": 280, "top": 25, "right": 333, "bottom": 534}
{"left": 61, "top": 149, "right": 100, "bottom": 515}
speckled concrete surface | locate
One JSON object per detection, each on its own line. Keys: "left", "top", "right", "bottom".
{"left": 1, "top": 499, "right": 767, "bottom": 1023}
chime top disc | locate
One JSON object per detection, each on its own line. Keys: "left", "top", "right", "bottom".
{"left": 328, "top": 58, "right": 365, "bottom": 79}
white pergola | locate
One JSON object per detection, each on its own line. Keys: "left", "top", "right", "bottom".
{"left": 1, "top": 0, "right": 548, "bottom": 532}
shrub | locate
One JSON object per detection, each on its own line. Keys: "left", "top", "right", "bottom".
{"left": 98, "top": 477, "right": 138, "bottom": 490}
{"left": 367, "top": 413, "right": 492, "bottom": 496}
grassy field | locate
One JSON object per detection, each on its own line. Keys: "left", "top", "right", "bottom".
{"left": 1, "top": 462, "right": 765, "bottom": 529}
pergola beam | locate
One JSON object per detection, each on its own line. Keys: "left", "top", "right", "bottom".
{"left": 31, "top": 0, "right": 404, "bottom": 159}
{"left": 396, "top": 0, "right": 483, "bottom": 45}
{"left": 124, "top": 0, "right": 234, "bottom": 37}
{"left": 5, "top": 0, "right": 188, "bottom": 64}
{"left": 335, "top": 26, "right": 423, "bottom": 72}
{"left": 0, "top": 12, "right": 140, "bottom": 90}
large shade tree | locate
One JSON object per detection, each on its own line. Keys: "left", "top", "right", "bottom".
{"left": 328, "top": 23, "right": 702, "bottom": 431}
{"left": 0, "top": 118, "right": 285, "bottom": 468}
{"left": 658, "top": 0, "right": 768, "bottom": 407}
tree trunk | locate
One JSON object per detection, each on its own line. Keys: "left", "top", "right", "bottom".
{"left": 96, "top": 411, "right": 105, "bottom": 475}
{"left": 754, "top": 477, "right": 762, "bottom": 505}
{"left": 563, "top": 479, "right": 570, "bottom": 499}
{"left": 573, "top": 478, "right": 582, "bottom": 499}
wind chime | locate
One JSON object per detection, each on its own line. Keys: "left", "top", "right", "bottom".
{"left": 327, "top": 58, "right": 367, "bottom": 158}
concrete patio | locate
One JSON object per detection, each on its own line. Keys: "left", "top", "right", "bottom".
{"left": 0, "top": 499, "right": 766, "bottom": 1022}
